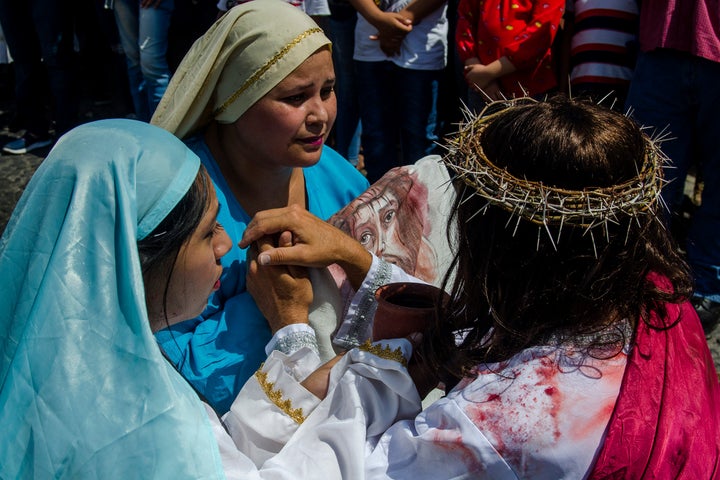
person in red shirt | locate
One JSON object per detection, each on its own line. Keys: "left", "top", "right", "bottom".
{"left": 456, "top": 0, "right": 565, "bottom": 110}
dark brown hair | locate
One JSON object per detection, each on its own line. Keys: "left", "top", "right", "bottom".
{"left": 428, "top": 96, "right": 692, "bottom": 385}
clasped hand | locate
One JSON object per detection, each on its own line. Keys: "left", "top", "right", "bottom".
{"left": 368, "top": 11, "right": 412, "bottom": 57}
{"left": 241, "top": 205, "right": 372, "bottom": 289}
{"left": 245, "top": 224, "right": 313, "bottom": 334}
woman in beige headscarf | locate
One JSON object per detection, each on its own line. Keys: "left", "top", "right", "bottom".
{"left": 151, "top": 0, "right": 370, "bottom": 415}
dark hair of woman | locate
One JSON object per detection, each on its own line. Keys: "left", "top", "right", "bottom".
{"left": 428, "top": 96, "right": 693, "bottom": 385}
{"left": 137, "top": 166, "right": 213, "bottom": 325}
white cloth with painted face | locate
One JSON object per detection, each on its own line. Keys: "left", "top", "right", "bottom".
{"left": 327, "top": 155, "right": 458, "bottom": 349}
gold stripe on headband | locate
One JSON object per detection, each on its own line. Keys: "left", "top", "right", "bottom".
{"left": 213, "top": 27, "right": 324, "bottom": 117}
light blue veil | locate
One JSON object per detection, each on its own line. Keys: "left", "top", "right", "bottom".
{"left": 0, "top": 119, "right": 225, "bottom": 478}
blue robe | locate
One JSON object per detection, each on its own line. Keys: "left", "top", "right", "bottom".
{"left": 156, "top": 137, "right": 369, "bottom": 413}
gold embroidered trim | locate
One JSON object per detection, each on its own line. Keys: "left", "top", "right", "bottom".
{"left": 214, "top": 28, "right": 324, "bottom": 117}
{"left": 255, "top": 368, "right": 306, "bottom": 424}
{"left": 359, "top": 340, "right": 408, "bottom": 367}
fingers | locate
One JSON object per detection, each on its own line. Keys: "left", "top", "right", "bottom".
{"left": 239, "top": 205, "right": 316, "bottom": 248}
{"left": 240, "top": 206, "right": 364, "bottom": 270}
{"left": 246, "top": 243, "right": 313, "bottom": 332}
{"left": 278, "top": 230, "right": 293, "bottom": 248}
{"left": 257, "top": 244, "right": 311, "bottom": 267}
{"left": 246, "top": 242, "right": 260, "bottom": 275}
{"left": 256, "top": 230, "right": 294, "bottom": 264}
{"left": 378, "top": 33, "right": 405, "bottom": 56}
{"left": 253, "top": 235, "right": 274, "bottom": 266}
{"left": 239, "top": 209, "right": 286, "bottom": 248}
{"left": 391, "top": 14, "right": 413, "bottom": 30}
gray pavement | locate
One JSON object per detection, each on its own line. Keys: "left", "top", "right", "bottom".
{"left": 0, "top": 138, "right": 45, "bottom": 237}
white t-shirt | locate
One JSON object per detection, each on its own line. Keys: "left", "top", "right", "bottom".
{"left": 353, "top": 0, "right": 448, "bottom": 70}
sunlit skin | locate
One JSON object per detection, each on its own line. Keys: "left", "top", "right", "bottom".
{"left": 207, "top": 47, "right": 337, "bottom": 216}
{"left": 147, "top": 185, "right": 233, "bottom": 331}
{"left": 232, "top": 47, "right": 337, "bottom": 169}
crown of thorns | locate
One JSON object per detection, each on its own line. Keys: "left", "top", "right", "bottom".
{"left": 442, "top": 98, "right": 668, "bottom": 250}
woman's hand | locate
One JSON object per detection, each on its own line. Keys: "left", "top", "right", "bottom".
{"left": 240, "top": 205, "right": 373, "bottom": 289}
{"left": 246, "top": 232, "right": 313, "bottom": 333}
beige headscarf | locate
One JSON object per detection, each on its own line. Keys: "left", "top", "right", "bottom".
{"left": 151, "top": 0, "right": 331, "bottom": 139}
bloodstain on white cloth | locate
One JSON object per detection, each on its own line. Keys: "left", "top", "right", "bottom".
{"left": 438, "top": 345, "right": 627, "bottom": 476}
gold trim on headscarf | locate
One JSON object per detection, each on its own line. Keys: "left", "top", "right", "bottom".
{"left": 214, "top": 27, "right": 323, "bottom": 118}
{"left": 151, "top": 0, "right": 331, "bottom": 139}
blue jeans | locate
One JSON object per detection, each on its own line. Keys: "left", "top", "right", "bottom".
{"left": 626, "top": 49, "right": 720, "bottom": 301}
{"left": 356, "top": 60, "right": 441, "bottom": 183}
{"left": 113, "top": 0, "right": 173, "bottom": 121}
{"left": 0, "top": 0, "right": 77, "bottom": 136}
{"left": 328, "top": 12, "right": 361, "bottom": 165}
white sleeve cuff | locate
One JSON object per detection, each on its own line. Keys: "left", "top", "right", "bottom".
{"left": 265, "top": 323, "right": 319, "bottom": 357}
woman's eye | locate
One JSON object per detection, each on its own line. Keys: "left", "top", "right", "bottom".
{"left": 321, "top": 86, "right": 334, "bottom": 99}
{"left": 208, "top": 222, "right": 224, "bottom": 238}
{"left": 283, "top": 94, "right": 305, "bottom": 104}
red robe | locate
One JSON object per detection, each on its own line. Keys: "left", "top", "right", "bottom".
{"left": 590, "top": 273, "right": 720, "bottom": 478}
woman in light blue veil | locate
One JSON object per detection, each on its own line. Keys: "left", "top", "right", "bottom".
{"left": 0, "top": 119, "right": 228, "bottom": 478}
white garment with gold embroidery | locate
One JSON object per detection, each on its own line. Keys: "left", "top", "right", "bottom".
{"left": 206, "top": 339, "right": 421, "bottom": 478}
{"left": 211, "top": 338, "right": 625, "bottom": 479}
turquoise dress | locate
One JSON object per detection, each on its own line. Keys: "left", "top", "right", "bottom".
{"left": 156, "top": 136, "right": 369, "bottom": 413}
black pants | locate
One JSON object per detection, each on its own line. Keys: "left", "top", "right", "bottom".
{"left": 0, "top": 0, "right": 78, "bottom": 136}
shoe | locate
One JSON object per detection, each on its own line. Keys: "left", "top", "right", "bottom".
{"left": 691, "top": 296, "right": 720, "bottom": 333}
{"left": 3, "top": 133, "right": 53, "bottom": 155}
